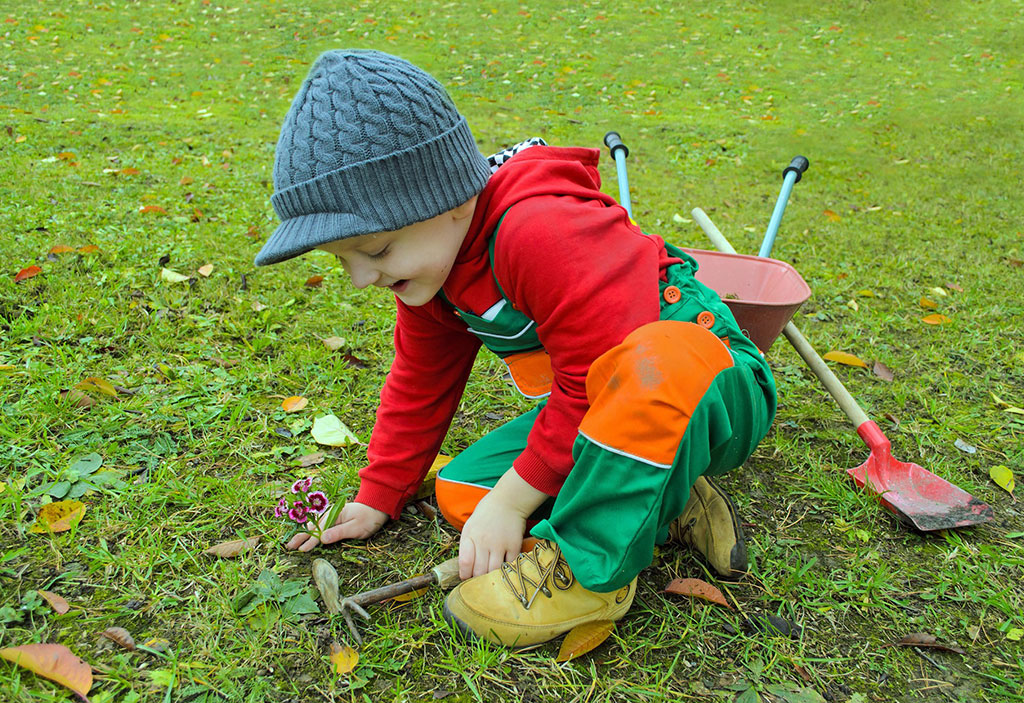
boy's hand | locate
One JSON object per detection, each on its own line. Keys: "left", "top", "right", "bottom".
{"left": 459, "top": 492, "right": 527, "bottom": 580}
{"left": 285, "top": 501, "right": 388, "bottom": 552}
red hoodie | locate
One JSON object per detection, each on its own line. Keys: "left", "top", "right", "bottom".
{"left": 354, "top": 146, "right": 681, "bottom": 519}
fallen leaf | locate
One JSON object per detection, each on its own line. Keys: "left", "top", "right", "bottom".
{"left": 197, "top": 264, "right": 214, "bottom": 277}
{"left": 297, "top": 452, "right": 326, "bottom": 468}
{"left": 100, "top": 627, "right": 136, "bottom": 651}
{"left": 745, "top": 614, "right": 801, "bottom": 638}
{"left": 59, "top": 389, "right": 96, "bottom": 408}
{"left": 664, "top": 578, "right": 732, "bottom": 609}
{"left": 946, "top": 282, "right": 964, "bottom": 292}
{"left": 846, "top": 299, "right": 859, "bottom": 311}
{"left": 322, "top": 336, "right": 346, "bottom": 351}
{"left": 856, "top": 289, "right": 875, "bottom": 297}
{"left": 389, "top": 586, "right": 430, "bottom": 603}
{"left": 954, "top": 438, "right": 977, "bottom": 454}
{"left": 77, "top": 245, "right": 100, "bottom": 254}
{"left": 991, "top": 393, "right": 1024, "bottom": 415}
{"left": 990, "top": 465, "right": 1015, "bottom": 497}
{"left": 311, "top": 414, "right": 360, "bottom": 447}
{"left": 966, "top": 624, "right": 981, "bottom": 641}
{"left": 38, "top": 590, "right": 70, "bottom": 614}
{"left": 251, "top": 301, "right": 268, "bottom": 312}
{"left": 312, "top": 559, "right": 342, "bottom": 614}
{"left": 329, "top": 642, "right": 358, "bottom": 675}
{"left": 30, "top": 501, "right": 86, "bottom": 534}
{"left": 929, "top": 287, "right": 948, "bottom": 298}
{"left": 282, "top": 396, "right": 308, "bottom": 413}
{"left": 919, "top": 297, "right": 938, "bottom": 309}
{"left": 14, "top": 265, "right": 42, "bottom": 283}
{"left": 305, "top": 275, "right": 324, "bottom": 288}
{"left": 413, "top": 454, "right": 453, "bottom": 500}
{"left": 341, "top": 353, "right": 369, "bottom": 369}
{"left": 49, "top": 245, "right": 75, "bottom": 255}
{"left": 822, "top": 209, "right": 840, "bottom": 222}
{"left": 161, "top": 267, "right": 190, "bottom": 283}
{"left": 884, "top": 632, "right": 965, "bottom": 655}
{"left": 922, "top": 314, "right": 952, "bottom": 325}
{"left": 823, "top": 351, "right": 868, "bottom": 369}
{"left": 872, "top": 361, "right": 894, "bottom": 382}
{"left": 139, "top": 205, "right": 166, "bottom": 214}
{"left": 139, "top": 638, "right": 171, "bottom": 655}
{"left": 0, "top": 644, "right": 92, "bottom": 698}
{"left": 203, "top": 536, "right": 260, "bottom": 558}
{"left": 75, "top": 376, "right": 118, "bottom": 397}
{"left": 1007, "top": 628, "right": 1024, "bottom": 641}
{"left": 556, "top": 620, "right": 614, "bottom": 662}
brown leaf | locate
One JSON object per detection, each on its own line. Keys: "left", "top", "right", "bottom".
{"left": 59, "top": 389, "right": 96, "bottom": 408}
{"left": 329, "top": 642, "right": 358, "bottom": 674}
{"left": 664, "top": 578, "right": 732, "bottom": 609}
{"left": 30, "top": 501, "right": 86, "bottom": 534}
{"left": 823, "top": 351, "right": 868, "bottom": 369}
{"left": 100, "top": 627, "right": 136, "bottom": 651}
{"left": 388, "top": 586, "right": 430, "bottom": 603}
{"left": 38, "top": 590, "right": 70, "bottom": 614}
{"left": 0, "top": 644, "right": 92, "bottom": 698}
{"left": 203, "top": 536, "right": 260, "bottom": 558}
{"left": 78, "top": 245, "right": 100, "bottom": 254}
{"left": 556, "top": 620, "right": 614, "bottom": 662}
{"left": 305, "top": 275, "right": 324, "bottom": 288}
{"left": 872, "top": 361, "right": 894, "bottom": 382}
{"left": 884, "top": 632, "right": 966, "bottom": 655}
{"left": 298, "top": 452, "right": 326, "bottom": 468}
{"left": 341, "top": 353, "right": 369, "bottom": 369}
{"left": 822, "top": 209, "right": 841, "bottom": 222}
{"left": 312, "top": 559, "right": 342, "bottom": 614}
{"left": 281, "top": 396, "right": 308, "bottom": 413}
{"left": 14, "top": 265, "right": 42, "bottom": 283}
{"left": 49, "top": 245, "right": 75, "bottom": 255}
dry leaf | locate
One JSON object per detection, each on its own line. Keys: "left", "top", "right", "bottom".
{"left": 282, "top": 396, "right": 308, "bottom": 413}
{"left": 14, "top": 265, "right": 42, "bottom": 283}
{"left": 872, "top": 361, "right": 894, "bottom": 382}
{"left": 822, "top": 209, "right": 840, "bottom": 222}
{"left": 298, "top": 452, "right": 326, "bottom": 468}
{"left": 946, "top": 282, "right": 964, "bottom": 292}
{"left": 75, "top": 376, "right": 118, "bottom": 397}
{"left": 77, "top": 245, "right": 100, "bottom": 254}
{"left": 919, "top": 297, "right": 938, "bottom": 309}
{"left": 0, "top": 644, "right": 92, "bottom": 698}
{"left": 922, "top": 314, "right": 952, "bottom": 325}
{"left": 161, "top": 267, "right": 190, "bottom": 284}
{"left": 929, "top": 287, "right": 948, "bottom": 298}
{"left": 305, "top": 275, "right": 324, "bottom": 288}
{"left": 100, "top": 627, "right": 136, "bottom": 651}
{"left": 38, "top": 590, "right": 70, "bottom": 614}
{"left": 59, "top": 389, "right": 96, "bottom": 408}
{"left": 312, "top": 559, "right": 342, "bottom": 614}
{"left": 49, "top": 245, "right": 75, "bottom": 255}
{"left": 388, "top": 586, "right": 430, "bottom": 603}
{"left": 329, "top": 642, "right": 358, "bottom": 675}
{"left": 251, "top": 301, "right": 268, "bottom": 312}
{"left": 197, "top": 264, "right": 214, "bottom": 277}
{"left": 30, "top": 501, "right": 86, "bottom": 534}
{"left": 203, "top": 536, "right": 260, "bottom": 558}
{"left": 884, "top": 632, "right": 965, "bottom": 655}
{"left": 664, "top": 578, "right": 732, "bottom": 609}
{"left": 991, "top": 393, "right": 1024, "bottom": 416}
{"left": 556, "top": 620, "right": 614, "bottom": 662}
{"left": 990, "top": 465, "right": 1015, "bottom": 498}
{"left": 139, "top": 205, "right": 166, "bottom": 214}
{"left": 140, "top": 638, "right": 171, "bottom": 655}
{"left": 414, "top": 454, "right": 453, "bottom": 500}
{"left": 823, "top": 351, "right": 868, "bottom": 369}
{"left": 322, "top": 336, "right": 346, "bottom": 351}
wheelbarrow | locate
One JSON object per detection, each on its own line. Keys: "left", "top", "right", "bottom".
{"left": 604, "top": 132, "right": 993, "bottom": 531}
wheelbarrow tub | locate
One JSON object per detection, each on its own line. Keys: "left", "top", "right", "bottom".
{"left": 683, "top": 248, "right": 811, "bottom": 352}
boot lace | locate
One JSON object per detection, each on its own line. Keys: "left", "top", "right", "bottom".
{"left": 499, "top": 541, "right": 574, "bottom": 609}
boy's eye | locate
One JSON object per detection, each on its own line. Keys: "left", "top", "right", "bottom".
{"left": 368, "top": 246, "right": 390, "bottom": 260}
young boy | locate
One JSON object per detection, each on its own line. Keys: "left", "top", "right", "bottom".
{"left": 261, "top": 50, "right": 776, "bottom": 647}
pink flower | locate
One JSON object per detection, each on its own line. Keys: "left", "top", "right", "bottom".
{"left": 288, "top": 504, "right": 309, "bottom": 524}
{"left": 273, "top": 497, "right": 289, "bottom": 517}
{"left": 307, "top": 491, "right": 329, "bottom": 513}
{"left": 291, "top": 477, "right": 313, "bottom": 494}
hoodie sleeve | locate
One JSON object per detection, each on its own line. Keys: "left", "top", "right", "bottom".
{"left": 354, "top": 297, "right": 481, "bottom": 518}
{"left": 491, "top": 194, "right": 663, "bottom": 495}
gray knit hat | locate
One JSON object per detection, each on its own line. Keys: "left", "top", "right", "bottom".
{"left": 255, "top": 50, "right": 492, "bottom": 266}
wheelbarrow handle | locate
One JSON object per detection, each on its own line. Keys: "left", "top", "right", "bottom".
{"left": 603, "top": 131, "right": 633, "bottom": 219}
{"left": 760, "top": 155, "right": 810, "bottom": 258}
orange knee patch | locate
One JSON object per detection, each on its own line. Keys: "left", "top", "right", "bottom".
{"left": 579, "top": 320, "right": 734, "bottom": 467}
{"left": 435, "top": 477, "right": 491, "bottom": 531}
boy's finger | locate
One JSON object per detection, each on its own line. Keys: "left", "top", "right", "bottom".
{"left": 285, "top": 533, "right": 309, "bottom": 550}
{"left": 458, "top": 538, "right": 476, "bottom": 580}
{"left": 298, "top": 536, "right": 321, "bottom": 552}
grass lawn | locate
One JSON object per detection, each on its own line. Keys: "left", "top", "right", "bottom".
{"left": 2, "top": 1, "right": 1022, "bottom": 701}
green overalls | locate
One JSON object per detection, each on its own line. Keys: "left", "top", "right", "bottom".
{"left": 436, "top": 229, "right": 777, "bottom": 592}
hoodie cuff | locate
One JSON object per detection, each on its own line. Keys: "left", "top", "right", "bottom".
{"left": 513, "top": 447, "right": 567, "bottom": 497}
{"left": 354, "top": 478, "right": 409, "bottom": 521}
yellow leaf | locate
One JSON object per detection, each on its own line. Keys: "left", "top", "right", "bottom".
{"left": 556, "top": 620, "right": 614, "bottom": 662}
{"left": 311, "top": 414, "right": 359, "bottom": 447}
{"left": 991, "top": 393, "right": 1024, "bottom": 415}
{"left": 929, "top": 286, "right": 948, "bottom": 297}
{"left": 0, "top": 644, "right": 92, "bottom": 698}
{"left": 856, "top": 289, "right": 875, "bottom": 297}
{"left": 75, "top": 376, "right": 118, "bottom": 397}
{"left": 329, "top": 642, "right": 358, "bottom": 674}
{"left": 282, "top": 396, "right": 308, "bottom": 413}
{"left": 161, "top": 267, "right": 190, "bottom": 283}
{"left": 822, "top": 209, "right": 841, "bottom": 222}
{"left": 413, "top": 454, "right": 453, "bottom": 500}
{"left": 322, "top": 336, "right": 345, "bottom": 351}
{"left": 30, "top": 501, "right": 86, "bottom": 534}
{"left": 77, "top": 244, "right": 100, "bottom": 254}
{"left": 990, "top": 465, "right": 1015, "bottom": 496}
{"left": 388, "top": 586, "right": 429, "bottom": 603}
{"left": 919, "top": 297, "right": 938, "bottom": 309}
{"left": 197, "top": 264, "right": 214, "bottom": 277}
{"left": 49, "top": 245, "right": 75, "bottom": 255}
{"left": 823, "top": 351, "right": 868, "bottom": 368}
{"left": 921, "top": 314, "right": 952, "bottom": 325}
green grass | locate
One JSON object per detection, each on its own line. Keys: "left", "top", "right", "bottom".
{"left": 2, "top": 1, "right": 1023, "bottom": 701}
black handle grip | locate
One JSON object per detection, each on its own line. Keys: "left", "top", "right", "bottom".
{"left": 604, "top": 131, "right": 629, "bottom": 158}
{"left": 783, "top": 155, "right": 809, "bottom": 182}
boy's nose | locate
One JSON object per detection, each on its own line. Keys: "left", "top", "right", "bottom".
{"left": 348, "top": 262, "right": 381, "bottom": 289}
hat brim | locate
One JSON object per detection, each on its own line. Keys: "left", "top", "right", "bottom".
{"left": 254, "top": 211, "right": 379, "bottom": 266}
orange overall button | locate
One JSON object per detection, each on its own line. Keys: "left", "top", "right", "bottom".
{"left": 663, "top": 286, "right": 682, "bottom": 304}
{"left": 697, "top": 311, "right": 716, "bottom": 329}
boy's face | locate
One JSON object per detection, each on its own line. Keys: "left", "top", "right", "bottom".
{"left": 316, "top": 197, "right": 477, "bottom": 307}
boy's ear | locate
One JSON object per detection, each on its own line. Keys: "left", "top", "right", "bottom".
{"left": 451, "top": 195, "right": 478, "bottom": 220}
